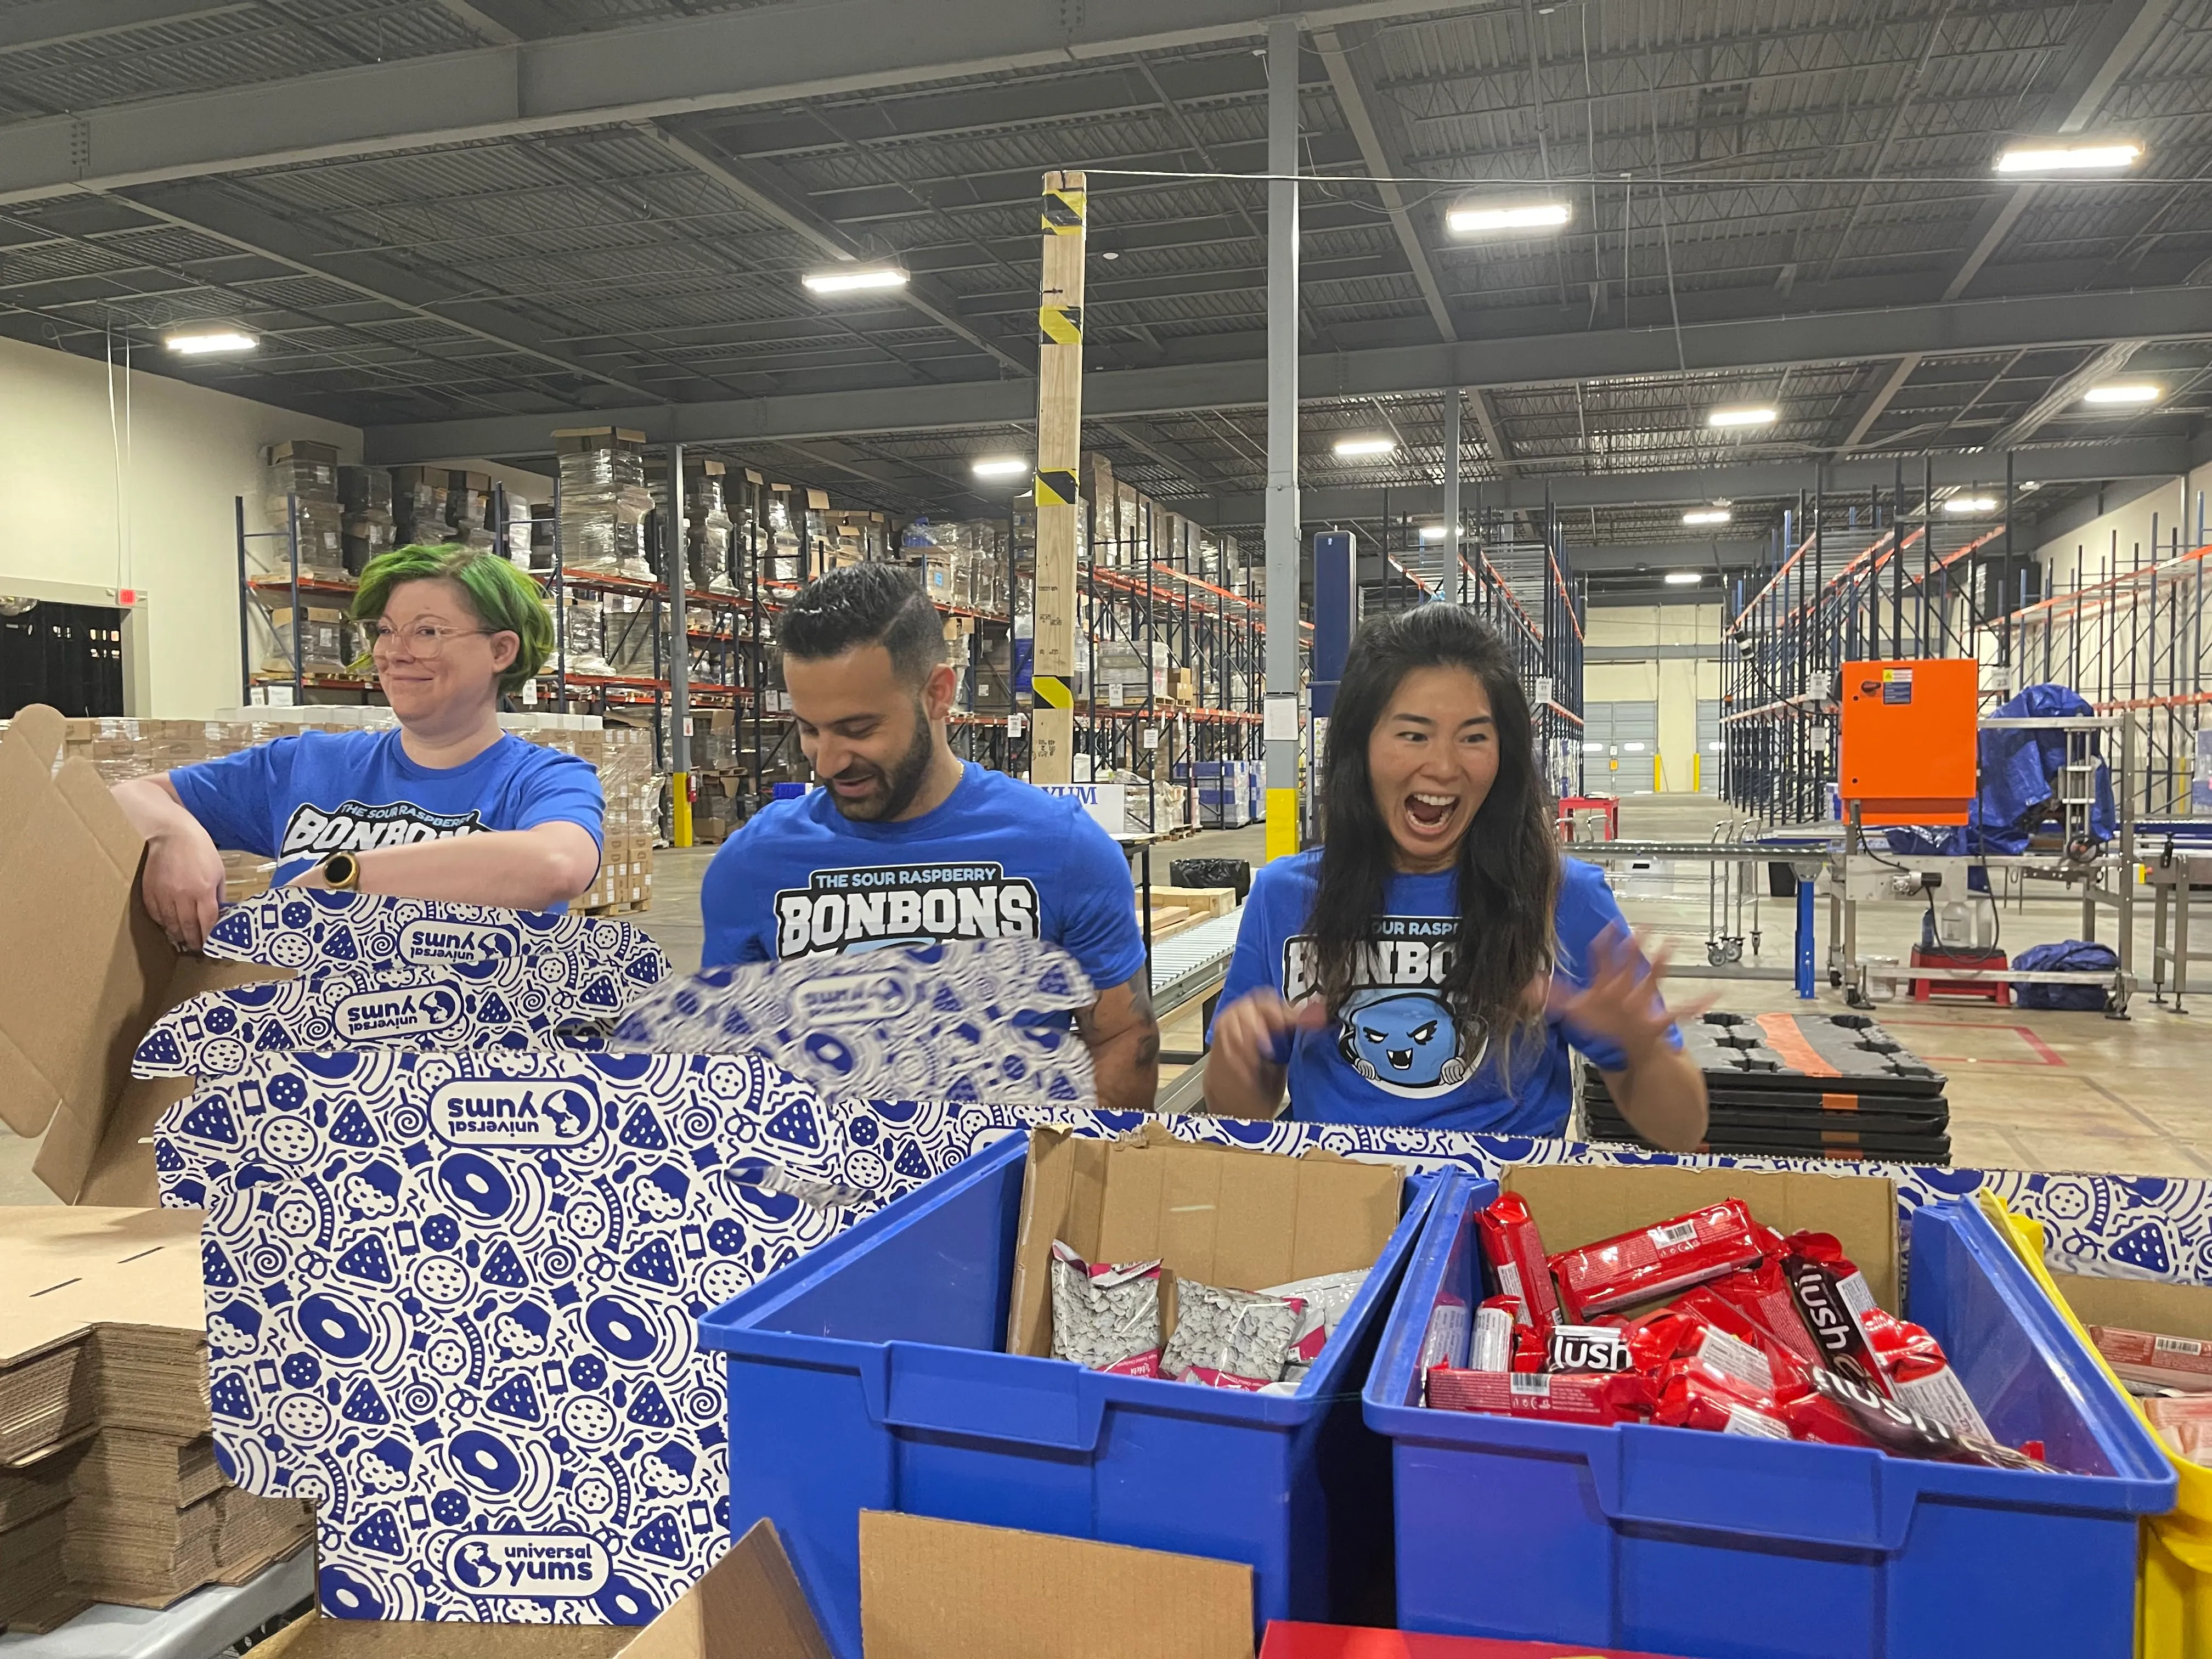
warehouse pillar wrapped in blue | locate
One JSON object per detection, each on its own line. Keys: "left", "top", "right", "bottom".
{"left": 1363, "top": 1165, "right": 2175, "bottom": 1659}
{"left": 699, "top": 1126, "right": 1449, "bottom": 1659}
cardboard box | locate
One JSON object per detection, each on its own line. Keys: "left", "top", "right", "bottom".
{"left": 0, "top": 707, "right": 290, "bottom": 1204}
{"left": 1006, "top": 1123, "right": 1403, "bottom": 1359}
{"left": 1501, "top": 1161, "right": 1900, "bottom": 1311}
{"left": 245, "top": 1514, "right": 1252, "bottom": 1659}
{"left": 1262, "top": 1624, "right": 1689, "bottom": 1659}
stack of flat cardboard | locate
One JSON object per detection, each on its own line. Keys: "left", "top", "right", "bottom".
{"left": 0, "top": 1207, "right": 314, "bottom": 1633}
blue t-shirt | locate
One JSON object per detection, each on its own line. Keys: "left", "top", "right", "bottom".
{"left": 1210, "top": 851, "right": 1676, "bottom": 1136}
{"left": 171, "top": 728, "right": 605, "bottom": 888}
{"left": 699, "top": 763, "right": 1149, "bottom": 994}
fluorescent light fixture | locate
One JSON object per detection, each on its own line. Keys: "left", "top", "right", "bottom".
{"left": 2081, "top": 382, "right": 2161, "bottom": 405}
{"left": 1664, "top": 571, "right": 1703, "bottom": 585}
{"left": 1682, "top": 508, "right": 1732, "bottom": 526}
{"left": 802, "top": 265, "right": 909, "bottom": 294}
{"left": 1447, "top": 200, "right": 1572, "bottom": 235}
{"left": 1419, "top": 524, "right": 1450, "bottom": 541}
{"left": 970, "top": 456, "right": 1029, "bottom": 478}
{"left": 1706, "top": 741, "right": 1724, "bottom": 752}
{"left": 164, "top": 328, "right": 256, "bottom": 355}
{"left": 1995, "top": 142, "right": 2141, "bottom": 174}
{"left": 1622, "top": 742, "right": 1647, "bottom": 752}
{"left": 1332, "top": 435, "right": 1396, "bottom": 457}
{"left": 1707, "top": 405, "right": 1778, "bottom": 428}
{"left": 1944, "top": 495, "right": 1997, "bottom": 514}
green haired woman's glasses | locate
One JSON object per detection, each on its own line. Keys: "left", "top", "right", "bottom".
{"left": 367, "top": 622, "right": 506, "bottom": 659}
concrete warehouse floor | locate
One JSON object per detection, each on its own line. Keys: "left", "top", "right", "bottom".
{"left": 2, "top": 798, "right": 2207, "bottom": 1203}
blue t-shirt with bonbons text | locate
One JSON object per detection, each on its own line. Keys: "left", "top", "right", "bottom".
{"left": 1210, "top": 850, "right": 1677, "bottom": 1136}
{"left": 699, "top": 762, "right": 1148, "bottom": 994}
{"left": 171, "top": 727, "right": 605, "bottom": 891}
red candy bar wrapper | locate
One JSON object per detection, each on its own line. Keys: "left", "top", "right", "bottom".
{"left": 1782, "top": 1387, "right": 1883, "bottom": 1449}
{"left": 1698, "top": 1254, "right": 1824, "bottom": 1365}
{"left": 1425, "top": 1366, "right": 1643, "bottom": 1424}
{"left": 2090, "top": 1325, "right": 2212, "bottom": 1394}
{"left": 1550, "top": 1200, "right": 1762, "bottom": 1319}
{"left": 1183, "top": 1365, "right": 1271, "bottom": 1391}
{"left": 1782, "top": 1232, "right": 1892, "bottom": 1396}
{"left": 1478, "top": 1193, "right": 1562, "bottom": 1329}
{"left": 1511, "top": 1325, "right": 1548, "bottom": 1373}
{"left": 1862, "top": 1308, "right": 1992, "bottom": 1439}
{"left": 1471, "top": 1298, "right": 1517, "bottom": 1372}
{"left": 1547, "top": 1323, "right": 1633, "bottom": 1374}
{"left": 1803, "top": 1366, "right": 2053, "bottom": 1471}
{"left": 1653, "top": 1364, "right": 1791, "bottom": 1440}
{"left": 1672, "top": 1287, "right": 1813, "bottom": 1401}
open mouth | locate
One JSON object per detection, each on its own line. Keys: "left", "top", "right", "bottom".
{"left": 1403, "top": 792, "right": 1457, "bottom": 834}
{"left": 1387, "top": 1047, "right": 1414, "bottom": 1070}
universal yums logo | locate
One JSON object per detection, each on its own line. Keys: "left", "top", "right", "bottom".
{"left": 430, "top": 1076, "right": 600, "bottom": 1145}
{"left": 444, "top": 1534, "right": 610, "bottom": 1596}
{"left": 334, "top": 984, "right": 462, "bottom": 1042}
{"left": 399, "top": 918, "right": 517, "bottom": 964}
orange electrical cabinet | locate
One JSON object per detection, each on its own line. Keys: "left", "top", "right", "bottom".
{"left": 1837, "top": 657, "right": 1979, "bottom": 824}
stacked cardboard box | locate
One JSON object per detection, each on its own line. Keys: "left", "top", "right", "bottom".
{"left": 256, "top": 606, "right": 355, "bottom": 678}
{"left": 558, "top": 428, "right": 653, "bottom": 577}
{"left": 388, "top": 466, "right": 452, "bottom": 548}
{"left": 0, "top": 1209, "right": 313, "bottom": 1634}
{"left": 48, "top": 715, "right": 659, "bottom": 912}
{"left": 336, "top": 466, "right": 394, "bottom": 574}
{"left": 685, "top": 459, "right": 736, "bottom": 593}
{"left": 259, "top": 441, "right": 346, "bottom": 578}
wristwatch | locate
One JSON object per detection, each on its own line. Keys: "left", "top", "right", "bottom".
{"left": 319, "top": 851, "right": 363, "bottom": 891}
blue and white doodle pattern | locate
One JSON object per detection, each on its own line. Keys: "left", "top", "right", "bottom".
{"left": 611, "top": 939, "right": 1097, "bottom": 1109}
{"left": 155, "top": 1047, "right": 922, "bottom": 1624}
{"left": 134, "top": 959, "right": 616, "bottom": 1081}
{"left": 202, "top": 889, "right": 671, "bottom": 992}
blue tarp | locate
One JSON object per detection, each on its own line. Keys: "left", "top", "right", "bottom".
{"left": 1884, "top": 682, "right": 2116, "bottom": 862}
{"left": 2013, "top": 939, "right": 2118, "bottom": 1011}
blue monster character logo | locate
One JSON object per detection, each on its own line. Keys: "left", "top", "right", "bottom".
{"left": 1336, "top": 988, "right": 1481, "bottom": 1097}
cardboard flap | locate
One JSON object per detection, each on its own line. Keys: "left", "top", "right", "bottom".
{"left": 0, "top": 1206, "right": 207, "bottom": 1369}
{"left": 617, "top": 1520, "right": 831, "bottom": 1659}
{"left": 247, "top": 1620, "right": 631, "bottom": 1657}
{"left": 1504, "top": 1164, "right": 1899, "bottom": 1310}
{"left": 1009, "top": 1126, "right": 1403, "bottom": 1357}
{"left": 5, "top": 703, "right": 65, "bottom": 771}
{"left": 859, "top": 1513, "right": 1253, "bottom": 1659}
{"left": 2053, "top": 1272, "right": 2212, "bottom": 1342}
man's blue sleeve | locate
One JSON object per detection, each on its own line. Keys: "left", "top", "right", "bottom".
{"left": 513, "top": 749, "right": 606, "bottom": 847}
{"left": 1054, "top": 814, "right": 1149, "bottom": 994}
{"left": 698, "top": 828, "right": 772, "bottom": 970}
{"left": 168, "top": 742, "right": 287, "bottom": 855}
{"left": 1553, "top": 862, "right": 1682, "bottom": 1071}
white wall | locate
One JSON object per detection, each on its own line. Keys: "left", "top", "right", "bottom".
{"left": 1586, "top": 603, "right": 1723, "bottom": 791}
{"left": 0, "top": 336, "right": 361, "bottom": 719}
{"left": 2034, "top": 465, "right": 2212, "bottom": 588}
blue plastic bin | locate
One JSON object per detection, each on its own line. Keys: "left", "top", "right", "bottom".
{"left": 701, "top": 1134, "right": 1450, "bottom": 1659}
{"left": 1363, "top": 1178, "right": 2176, "bottom": 1659}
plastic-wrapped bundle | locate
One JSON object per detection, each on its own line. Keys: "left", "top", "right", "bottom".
{"left": 559, "top": 441, "right": 652, "bottom": 577}
{"left": 560, "top": 595, "right": 610, "bottom": 675}
{"left": 601, "top": 592, "right": 659, "bottom": 676}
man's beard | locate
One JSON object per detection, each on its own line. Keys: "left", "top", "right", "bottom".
{"left": 823, "top": 704, "right": 936, "bottom": 822}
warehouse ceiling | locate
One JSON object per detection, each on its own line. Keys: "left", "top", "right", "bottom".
{"left": 3, "top": 0, "right": 2209, "bottom": 597}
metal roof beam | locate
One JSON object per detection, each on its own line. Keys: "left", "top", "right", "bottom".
{"left": 1939, "top": 0, "right": 2175, "bottom": 300}
{"left": 1836, "top": 353, "right": 1924, "bottom": 452}
{"left": 1187, "top": 436, "right": 2194, "bottom": 522}
{"left": 0, "top": 0, "right": 247, "bottom": 53}
{"left": 362, "top": 284, "right": 2212, "bottom": 462}
{"left": 0, "top": 0, "right": 1500, "bottom": 205}
{"left": 1984, "top": 341, "right": 2145, "bottom": 449}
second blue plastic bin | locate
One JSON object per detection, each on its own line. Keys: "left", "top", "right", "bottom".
{"left": 1363, "top": 1176, "right": 2176, "bottom": 1659}
{"left": 700, "top": 1133, "right": 1447, "bottom": 1659}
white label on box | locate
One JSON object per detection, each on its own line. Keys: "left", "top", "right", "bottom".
{"left": 1037, "top": 782, "right": 1126, "bottom": 834}
{"left": 1142, "top": 728, "right": 1161, "bottom": 750}
{"left": 1008, "top": 713, "right": 1026, "bottom": 736}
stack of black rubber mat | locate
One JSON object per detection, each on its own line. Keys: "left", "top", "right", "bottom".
{"left": 1581, "top": 1009, "right": 1952, "bottom": 1163}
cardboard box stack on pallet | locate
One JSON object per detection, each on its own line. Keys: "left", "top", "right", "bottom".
{"left": 557, "top": 427, "right": 652, "bottom": 578}
{"left": 259, "top": 441, "right": 346, "bottom": 579}
{"left": 688, "top": 709, "right": 753, "bottom": 846}
{"left": 336, "top": 465, "right": 393, "bottom": 573}
{"left": 0, "top": 1209, "right": 313, "bottom": 1634}
{"left": 48, "top": 714, "right": 659, "bottom": 912}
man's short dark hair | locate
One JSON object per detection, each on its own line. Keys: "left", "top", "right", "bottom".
{"left": 777, "top": 563, "right": 945, "bottom": 684}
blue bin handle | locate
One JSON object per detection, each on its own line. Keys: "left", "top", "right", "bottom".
{"left": 862, "top": 1342, "right": 1110, "bottom": 1453}
{"left": 1588, "top": 1431, "right": 1915, "bottom": 1553}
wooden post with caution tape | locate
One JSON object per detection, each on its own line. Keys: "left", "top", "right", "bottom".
{"left": 1030, "top": 169, "right": 1085, "bottom": 785}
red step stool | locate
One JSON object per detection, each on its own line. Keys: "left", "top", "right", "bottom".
{"left": 1910, "top": 944, "right": 2010, "bottom": 1006}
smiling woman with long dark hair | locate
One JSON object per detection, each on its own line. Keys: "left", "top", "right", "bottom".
{"left": 1204, "top": 604, "right": 1708, "bottom": 1148}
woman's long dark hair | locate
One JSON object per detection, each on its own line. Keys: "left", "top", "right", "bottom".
{"left": 1308, "top": 604, "right": 1561, "bottom": 1068}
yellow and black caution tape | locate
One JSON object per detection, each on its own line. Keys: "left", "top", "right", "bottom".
{"left": 1039, "top": 303, "right": 1084, "bottom": 346}
{"left": 1042, "top": 185, "right": 1086, "bottom": 233}
{"left": 1034, "top": 469, "right": 1079, "bottom": 506}
{"left": 1032, "top": 675, "right": 1073, "bottom": 710}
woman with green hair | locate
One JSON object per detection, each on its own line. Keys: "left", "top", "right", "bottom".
{"left": 114, "top": 544, "right": 603, "bottom": 950}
